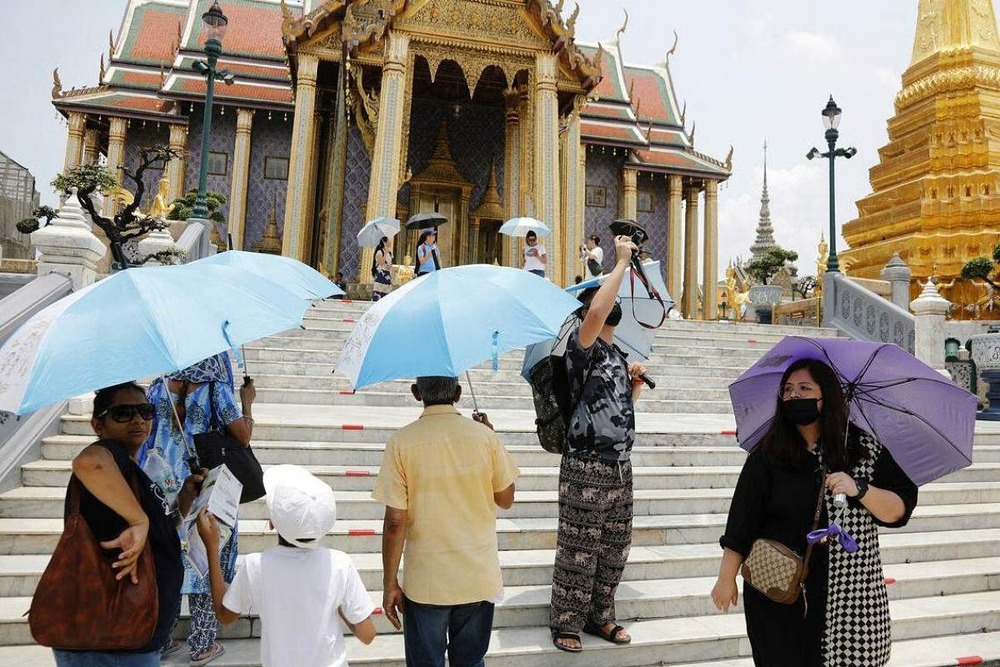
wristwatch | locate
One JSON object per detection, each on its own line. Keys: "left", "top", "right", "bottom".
{"left": 853, "top": 478, "right": 869, "bottom": 501}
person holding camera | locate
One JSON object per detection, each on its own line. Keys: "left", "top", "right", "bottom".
{"left": 523, "top": 231, "right": 547, "bottom": 278}
{"left": 549, "top": 235, "right": 647, "bottom": 654}
{"left": 581, "top": 235, "right": 603, "bottom": 279}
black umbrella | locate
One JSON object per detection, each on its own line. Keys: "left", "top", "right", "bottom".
{"left": 405, "top": 212, "right": 448, "bottom": 230}
{"left": 609, "top": 218, "right": 649, "bottom": 245}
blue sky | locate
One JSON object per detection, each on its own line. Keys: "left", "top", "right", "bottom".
{"left": 0, "top": 1, "right": 937, "bottom": 277}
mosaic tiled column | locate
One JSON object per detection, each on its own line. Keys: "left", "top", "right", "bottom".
{"left": 166, "top": 123, "right": 188, "bottom": 203}
{"left": 561, "top": 112, "right": 584, "bottom": 284}
{"left": 282, "top": 53, "right": 319, "bottom": 262}
{"left": 362, "top": 32, "right": 410, "bottom": 282}
{"left": 622, "top": 167, "right": 638, "bottom": 221}
{"left": 502, "top": 89, "right": 521, "bottom": 267}
{"left": 534, "top": 53, "right": 561, "bottom": 282}
{"left": 682, "top": 182, "right": 700, "bottom": 319}
{"left": 82, "top": 127, "right": 100, "bottom": 166}
{"left": 228, "top": 108, "right": 254, "bottom": 251}
{"left": 64, "top": 112, "right": 86, "bottom": 170}
{"left": 104, "top": 117, "right": 128, "bottom": 217}
{"left": 667, "top": 174, "right": 683, "bottom": 303}
{"left": 702, "top": 179, "right": 719, "bottom": 320}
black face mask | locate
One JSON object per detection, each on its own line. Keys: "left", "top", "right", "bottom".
{"left": 605, "top": 302, "right": 623, "bottom": 327}
{"left": 784, "top": 398, "right": 821, "bottom": 426}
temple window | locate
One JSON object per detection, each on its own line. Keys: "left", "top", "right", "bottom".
{"left": 948, "top": 186, "right": 954, "bottom": 198}
{"left": 207, "top": 151, "right": 228, "bottom": 176}
{"left": 264, "top": 156, "right": 289, "bottom": 180}
{"left": 965, "top": 185, "right": 972, "bottom": 197}
{"left": 931, "top": 188, "right": 937, "bottom": 199}
{"left": 585, "top": 185, "right": 607, "bottom": 208}
{"left": 985, "top": 184, "right": 991, "bottom": 195}
{"left": 637, "top": 191, "right": 654, "bottom": 212}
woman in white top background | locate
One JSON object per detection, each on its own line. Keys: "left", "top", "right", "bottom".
{"left": 581, "top": 235, "right": 604, "bottom": 279}
{"left": 523, "top": 231, "right": 547, "bottom": 278}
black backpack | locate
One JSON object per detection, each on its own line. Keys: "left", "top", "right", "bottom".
{"left": 527, "top": 318, "right": 578, "bottom": 454}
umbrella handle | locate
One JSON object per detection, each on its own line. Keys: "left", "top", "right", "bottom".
{"left": 465, "top": 371, "right": 480, "bottom": 414}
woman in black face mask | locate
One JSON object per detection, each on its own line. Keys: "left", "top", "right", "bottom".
{"left": 711, "top": 359, "right": 917, "bottom": 667}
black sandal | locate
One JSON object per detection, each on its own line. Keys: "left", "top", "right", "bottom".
{"left": 551, "top": 630, "right": 583, "bottom": 653}
{"left": 582, "top": 622, "right": 631, "bottom": 645}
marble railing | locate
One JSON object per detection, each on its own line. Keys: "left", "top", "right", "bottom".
{"left": 822, "top": 271, "right": 915, "bottom": 353}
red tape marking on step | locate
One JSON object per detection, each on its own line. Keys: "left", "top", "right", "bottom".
{"left": 956, "top": 657, "right": 982, "bottom": 666}
{"left": 340, "top": 390, "right": 356, "bottom": 395}
{"left": 884, "top": 577, "right": 896, "bottom": 585}
{"left": 345, "top": 470, "right": 371, "bottom": 477}
{"left": 748, "top": 339, "right": 758, "bottom": 343}
{"left": 720, "top": 430, "right": 737, "bottom": 436}
{"left": 342, "top": 424, "right": 364, "bottom": 430}
{"left": 348, "top": 529, "right": 375, "bottom": 536}
{"left": 343, "top": 318, "right": 355, "bottom": 323}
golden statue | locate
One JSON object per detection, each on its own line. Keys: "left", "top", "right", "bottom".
{"left": 396, "top": 254, "right": 415, "bottom": 285}
{"left": 816, "top": 234, "right": 829, "bottom": 275}
{"left": 724, "top": 264, "right": 750, "bottom": 320}
{"left": 147, "top": 177, "right": 175, "bottom": 220}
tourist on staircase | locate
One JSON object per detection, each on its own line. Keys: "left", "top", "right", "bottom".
{"left": 580, "top": 235, "right": 604, "bottom": 279}
{"left": 549, "top": 235, "right": 648, "bottom": 653}
{"left": 414, "top": 229, "right": 441, "bottom": 277}
{"left": 138, "top": 354, "right": 256, "bottom": 666}
{"left": 51, "top": 382, "right": 202, "bottom": 667}
{"left": 523, "top": 230, "right": 547, "bottom": 278}
{"left": 195, "top": 464, "right": 377, "bottom": 667}
{"left": 711, "top": 359, "right": 918, "bottom": 666}
{"left": 372, "top": 376, "right": 519, "bottom": 667}
{"left": 371, "top": 236, "right": 394, "bottom": 302}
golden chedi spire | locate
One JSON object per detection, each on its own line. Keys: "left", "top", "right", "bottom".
{"left": 840, "top": 0, "right": 1000, "bottom": 309}
{"left": 253, "top": 196, "right": 283, "bottom": 255}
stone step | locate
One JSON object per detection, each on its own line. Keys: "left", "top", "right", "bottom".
{"left": 6, "top": 481, "right": 1000, "bottom": 521}
{"left": 6, "top": 504, "right": 1000, "bottom": 556}
{"left": 3, "top": 592, "right": 999, "bottom": 665}
{"left": 4, "top": 531, "right": 1000, "bottom": 597}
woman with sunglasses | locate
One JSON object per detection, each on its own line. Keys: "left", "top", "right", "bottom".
{"left": 137, "top": 353, "right": 255, "bottom": 665}
{"left": 54, "top": 382, "right": 204, "bottom": 667}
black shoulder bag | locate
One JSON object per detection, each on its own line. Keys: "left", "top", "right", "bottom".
{"left": 192, "top": 382, "right": 266, "bottom": 504}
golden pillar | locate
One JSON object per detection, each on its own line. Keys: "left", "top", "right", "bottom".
{"left": 702, "top": 179, "right": 719, "bottom": 320}
{"left": 682, "top": 182, "right": 700, "bottom": 319}
{"left": 228, "top": 108, "right": 254, "bottom": 251}
{"left": 362, "top": 32, "right": 411, "bottom": 282}
{"left": 166, "top": 123, "right": 188, "bottom": 203}
{"left": 104, "top": 117, "right": 128, "bottom": 217}
{"left": 667, "top": 174, "right": 683, "bottom": 301}
{"left": 534, "top": 53, "right": 561, "bottom": 283}
{"left": 63, "top": 112, "right": 87, "bottom": 170}
{"left": 502, "top": 88, "right": 521, "bottom": 267}
{"left": 82, "top": 127, "right": 100, "bottom": 166}
{"left": 282, "top": 53, "right": 319, "bottom": 262}
{"left": 622, "top": 168, "right": 638, "bottom": 220}
{"left": 561, "top": 110, "right": 585, "bottom": 284}
{"left": 468, "top": 218, "right": 480, "bottom": 264}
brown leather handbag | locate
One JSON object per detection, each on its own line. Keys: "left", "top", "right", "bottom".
{"left": 741, "top": 482, "right": 825, "bottom": 605}
{"left": 29, "top": 475, "right": 158, "bottom": 650}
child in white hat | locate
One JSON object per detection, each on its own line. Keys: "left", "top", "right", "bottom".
{"left": 197, "top": 465, "right": 376, "bottom": 666}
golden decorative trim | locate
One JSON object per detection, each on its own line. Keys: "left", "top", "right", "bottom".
{"left": 896, "top": 62, "right": 1000, "bottom": 109}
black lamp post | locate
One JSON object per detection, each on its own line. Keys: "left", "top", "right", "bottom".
{"left": 191, "top": 1, "right": 234, "bottom": 223}
{"left": 806, "top": 96, "right": 856, "bottom": 273}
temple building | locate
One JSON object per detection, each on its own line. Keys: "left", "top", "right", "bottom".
{"left": 51, "top": 0, "right": 730, "bottom": 318}
{"left": 842, "top": 0, "right": 1000, "bottom": 309}
{"left": 0, "top": 151, "right": 40, "bottom": 261}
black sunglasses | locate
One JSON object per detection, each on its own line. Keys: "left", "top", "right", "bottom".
{"left": 98, "top": 403, "right": 156, "bottom": 423}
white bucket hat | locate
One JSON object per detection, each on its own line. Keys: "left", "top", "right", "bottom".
{"left": 263, "top": 465, "right": 337, "bottom": 549}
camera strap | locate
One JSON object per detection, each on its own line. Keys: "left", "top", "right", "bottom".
{"left": 628, "top": 261, "right": 666, "bottom": 330}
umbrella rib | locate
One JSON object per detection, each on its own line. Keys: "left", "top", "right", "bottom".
{"left": 850, "top": 391, "right": 970, "bottom": 466}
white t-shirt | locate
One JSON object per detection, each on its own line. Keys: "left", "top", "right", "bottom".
{"left": 584, "top": 246, "right": 604, "bottom": 278}
{"left": 223, "top": 547, "right": 375, "bottom": 667}
{"left": 523, "top": 244, "right": 547, "bottom": 272}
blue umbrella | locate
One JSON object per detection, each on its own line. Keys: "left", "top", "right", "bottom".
{"left": 0, "top": 262, "right": 309, "bottom": 414}
{"left": 196, "top": 250, "right": 342, "bottom": 299}
{"left": 336, "top": 264, "right": 582, "bottom": 389}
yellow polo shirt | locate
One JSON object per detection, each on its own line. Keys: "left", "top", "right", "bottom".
{"left": 371, "top": 405, "right": 520, "bottom": 605}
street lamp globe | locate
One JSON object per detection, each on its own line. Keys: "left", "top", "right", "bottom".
{"left": 202, "top": 1, "right": 229, "bottom": 43}
{"left": 822, "top": 95, "right": 842, "bottom": 130}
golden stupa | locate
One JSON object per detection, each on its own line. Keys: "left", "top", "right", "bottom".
{"left": 841, "top": 0, "right": 1000, "bottom": 311}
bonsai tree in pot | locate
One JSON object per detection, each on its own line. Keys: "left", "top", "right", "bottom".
{"left": 744, "top": 246, "right": 799, "bottom": 285}
{"left": 167, "top": 189, "right": 228, "bottom": 246}
{"left": 55, "top": 145, "right": 181, "bottom": 269}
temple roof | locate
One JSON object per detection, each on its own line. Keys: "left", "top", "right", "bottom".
{"left": 578, "top": 41, "right": 730, "bottom": 180}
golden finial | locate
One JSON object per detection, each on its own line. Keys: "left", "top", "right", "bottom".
{"left": 627, "top": 79, "right": 635, "bottom": 103}
{"left": 725, "top": 145, "right": 734, "bottom": 171}
{"left": 99, "top": 54, "right": 106, "bottom": 83}
{"left": 615, "top": 9, "right": 628, "bottom": 42}
{"left": 51, "top": 68, "right": 63, "bottom": 98}
{"left": 555, "top": 0, "right": 565, "bottom": 17}
{"left": 108, "top": 29, "right": 115, "bottom": 58}
{"left": 680, "top": 100, "right": 686, "bottom": 127}
{"left": 644, "top": 121, "right": 653, "bottom": 144}
{"left": 159, "top": 63, "right": 166, "bottom": 88}
{"left": 566, "top": 2, "right": 579, "bottom": 32}
{"left": 176, "top": 19, "right": 183, "bottom": 47}
{"left": 688, "top": 121, "right": 696, "bottom": 146}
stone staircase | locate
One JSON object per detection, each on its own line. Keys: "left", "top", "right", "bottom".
{"left": 3, "top": 298, "right": 1000, "bottom": 666}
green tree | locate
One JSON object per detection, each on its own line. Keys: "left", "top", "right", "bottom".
{"left": 15, "top": 205, "right": 58, "bottom": 234}
{"left": 961, "top": 245, "right": 1000, "bottom": 288}
{"left": 167, "top": 189, "right": 227, "bottom": 226}
{"left": 744, "top": 247, "right": 799, "bottom": 285}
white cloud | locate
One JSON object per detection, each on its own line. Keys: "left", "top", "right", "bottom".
{"left": 784, "top": 30, "right": 846, "bottom": 62}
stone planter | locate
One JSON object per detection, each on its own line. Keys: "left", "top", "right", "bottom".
{"left": 748, "top": 285, "right": 783, "bottom": 324}
{"left": 969, "top": 333, "right": 1000, "bottom": 420}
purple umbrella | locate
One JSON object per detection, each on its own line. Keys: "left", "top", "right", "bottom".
{"left": 728, "top": 336, "right": 977, "bottom": 486}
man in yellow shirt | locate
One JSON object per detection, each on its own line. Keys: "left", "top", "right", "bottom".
{"left": 372, "top": 376, "right": 519, "bottom": 667}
